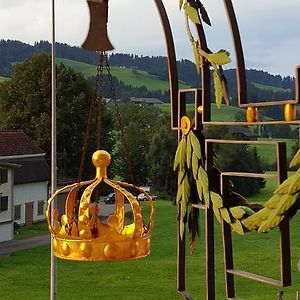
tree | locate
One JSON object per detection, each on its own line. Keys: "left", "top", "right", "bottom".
{"left": 147, "top": 114, "right": 177, "bottom": 197}
{"left": 0, "top": 53, "right": 113, "bottom": 179}
{"left": 110, "top": 103, "right": 160, "bottom": 186}
{"left": 204, "top": 126, "right": 266, "bottom": 196}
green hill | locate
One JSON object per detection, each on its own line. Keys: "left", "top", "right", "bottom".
{"left": 251, "top": 82, "right": 291, "bottom": 93}
{"left": 56, "top": 58, "right": 189, "bottom": 92}
{"left": 161, "top": 103, "right": 249, "bottom": 122}
{"left": 0, "top": 76, "right": 9, "bottom": 82}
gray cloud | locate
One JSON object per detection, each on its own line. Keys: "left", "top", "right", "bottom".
{"left": 0, "top": 0, "right": 299, "bottom": 75}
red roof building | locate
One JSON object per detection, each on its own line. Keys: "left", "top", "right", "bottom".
{"left": 0, "top": 130, "right": 49, "bottom": 226}
{"left": 0, "top": 130, "right": 44, "bottom": 157}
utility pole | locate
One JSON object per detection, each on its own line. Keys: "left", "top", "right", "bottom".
{"left": 50, "top": 0, "right": 57, "bottom": 299}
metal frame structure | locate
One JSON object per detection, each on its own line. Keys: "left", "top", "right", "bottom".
{"left": 49, "top": 0, "right": 298, "bottom": 299}
{"left": 155, "top": 0, "right": 299, "bottom": 299}
{"left": 50, "top": 0, "right": 57, "bottom": 299}
{"left": 49, "top": 0, "right": 178, "bottom": 299}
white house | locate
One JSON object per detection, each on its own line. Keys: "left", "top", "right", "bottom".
{"left": 0, "top": 162, "right": 18, "bottom": 242}
{"left": 0, "top": 130, "right": 49, "bottom": 226}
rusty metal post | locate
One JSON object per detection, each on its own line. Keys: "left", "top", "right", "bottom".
{"left": 277, "top": 142, "right": 292, "bottom": 287}
{"left": 221, "top": 175, "right": 235, "bottom": 299}
{"left": 154, "top": 0, "right": 179, "bottom": 129}
{"left": 205, "top": 142, "right": 215, "bottom": 300}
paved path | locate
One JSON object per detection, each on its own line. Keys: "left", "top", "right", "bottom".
{"left": 0, "top": 235, "right": 50, "bottom": 256}
{"left": 0, "top": 204, "right": 131, "bottom": 256}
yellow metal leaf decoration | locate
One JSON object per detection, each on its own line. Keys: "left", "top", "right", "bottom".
{"left": 213, "top": 69, "right": 223, "bottom": 109}
{"left": 287, "top": 171, "right": 300, "bottom": 195}
{"left": 192, "top": 152, "right": 199, "bottom": 179}
{"left": 206, "top": 49, "right": 231, "bottom": 66}
{"left": 186, "top": 133, "right": 192, "bottom": 169}
{"left": 212, "top": 204, "right": 222, "bottom": 223}
{"left": 290, "top": 148, "right": 300, "bottom": 168}
{"left": 190, "top": 131, "right": 202, "bottom": 161}
{"left": 210, "top": 192, "right": 223, "bottom": 209}
{"left": 184, "top": 3, "right": 201, "bottom": 24}
{"left": 219, "top": 67, "right": 230, "bottom": 105}
{"left": 173, "top": 136, "right": 187, "bottom": 171}
{"left": 192, "top": 40, "right": 201, "bottom": 74}
{"left": 220, "top": 208, "right": 231, "bottom": 224}
{"left": 198, "top": 166, "right": 210, "bottom": 206}
{"left": 229, "top": 206, "right": 245, "bottom": 219}
{"left": 231, "top": 220, "right": 244, "bottom": 235}
{"left": 179, "top": 0, "right": 184, "bottom": 10}
{"left": 174, "top": 116, "right": 300, "bottom": 244}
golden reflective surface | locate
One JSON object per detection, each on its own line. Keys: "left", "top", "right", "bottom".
{"left": 46, "top": 150, "right": 155, "bottom": 262}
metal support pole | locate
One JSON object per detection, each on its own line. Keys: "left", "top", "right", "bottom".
{"left": 50, "top": 0, "right": 57, "bottom": 299}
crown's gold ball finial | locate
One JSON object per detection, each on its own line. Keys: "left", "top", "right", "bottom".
{"left": 92, "top": 150, "right": 111, "bottom": 168}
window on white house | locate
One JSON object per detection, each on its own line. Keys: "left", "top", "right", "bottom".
{"left": 14, "top": 205, "right": 21, "bottom": 220}
{"left": 37, "top": 201, "right": 44, "bottom": 216}
{"left": 0, "top": 169, "right": 8, "bottom": 184}
{"left": 0, "top": 196, "right": 8, "bottom": 212}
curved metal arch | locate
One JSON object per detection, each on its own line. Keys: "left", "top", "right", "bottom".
{"left": 223, "top": 0, "right": 300, "bottom": 107}
{"left": 222, "top": 0, "right": 247, "bottom": 106}
{"left": 153, "top": 0, "right": 179, "bottom": 129}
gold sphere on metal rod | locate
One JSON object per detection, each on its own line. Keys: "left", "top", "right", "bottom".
{"left": 46, "top": 151, "right": 155, "bottom": 262}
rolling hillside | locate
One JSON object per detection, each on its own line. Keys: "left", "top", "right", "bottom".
{"left": 0, "top": 76, "right": 9, "bottom": 82}
{"left": 56, "top": 58, "right": 190, "bottom": 92}
{"left": 251, "top": 82, "right": 291, "bottom": 93}
{"left": 161, "top": 103, "right": 254, "bottom": 122}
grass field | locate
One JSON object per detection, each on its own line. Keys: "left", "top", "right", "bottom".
{"left": 56, "top": 58, "right": 190, "bottom": 92}
{"left": 1, "top": 199, "right": 299, "bottom": 300}
{"left": 252, "top": 82, "right": 291, "bottom": 93}
{"left": 252, "top": 138, "right": 295, "bottom": 165}
{"left": 160, "top": 103, "right": 247, "bottom": 122}
{"left": 14, "top": 222, "right": 48, "bottom": 240}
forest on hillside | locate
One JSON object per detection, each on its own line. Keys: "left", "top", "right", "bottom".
{"left": 0, "top": 39, "right": 296, "bottom": 122}
{"left": 0, "top": 53, "right": 271, "bottom": 197}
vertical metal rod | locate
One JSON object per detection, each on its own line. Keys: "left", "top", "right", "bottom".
{"left": 205, "top": 142, "right": 215, "bottom": 300}
{"left": 221, "top": 176, "right": 235, "bottom": 298}
{"left": 278, "top": 291, "right": 284, "bottom": 300}
{"left": 50, "top": 0, "right": 57, "bottom": 299}
{"left": 177, "top": 205, "right": 186, "bottom": 293}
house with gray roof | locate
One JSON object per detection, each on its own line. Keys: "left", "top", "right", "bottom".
{"left": 0, "top": 130, "right": 50, "bottom": 227}
{"left": 130, "top": 97, "right": 164, "bottom": 106}
{"left": 0, "top": 162, "right": 20, "bottom": 242}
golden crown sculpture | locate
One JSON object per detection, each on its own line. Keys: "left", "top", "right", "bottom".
{"left": 46, "top": 150, "right": 155, "bottom": 262}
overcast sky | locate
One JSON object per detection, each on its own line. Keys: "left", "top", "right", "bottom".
{"left": 0, "top": 0, "right": 299, "bottom": 76}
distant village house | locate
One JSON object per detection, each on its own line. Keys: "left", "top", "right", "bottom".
{"left": 0, "top": 130, "right": 49, "bottom": 241}
{"left": 231, "top": 126, "right": 258, "bottom": 141}
{"left": 0, "top": 162, "right": 19, "bottom": 242}
{"left": 130, "top": 97, "right": 163, "bottom": 106}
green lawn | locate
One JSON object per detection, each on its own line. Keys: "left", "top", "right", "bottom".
{"left": 0, "top": 200, "right": 299, "bottom": 299}
{"left": 14, "top": 222, "right": 48, "bottom": 240}
{"left": 252, "top": 138, "right": 295, "bottom": 165}
{"left": 251, "top": 82, "right": 291, "bottom": 93}
{"left": 56, "top": 58, "right": 190, "bottom": 92}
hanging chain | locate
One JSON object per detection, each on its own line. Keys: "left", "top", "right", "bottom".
{"left": 77, "top": 52, "right": 104, "bottom": 183}
{"left": 96, "top": 52, "right": 105, "bottom": 150}
{"left": 77, "top": 52, "right": 135, "bottom": 186}
{"left": 104, "top": 53, "right": 135, "bottom": 184}
{"left": 77, "top": 94, "right": 95, "bottom": 183}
